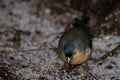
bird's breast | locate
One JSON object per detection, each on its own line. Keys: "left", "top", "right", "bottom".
{"left": 70, "top": 48, "right": 91, "bottom": 65}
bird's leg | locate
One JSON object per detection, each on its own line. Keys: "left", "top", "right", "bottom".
{"left": 80, "top": 62, "right": 90, "bottom": 71}
{"left": 59, "top": 63, "right": 71, "bottom": 72}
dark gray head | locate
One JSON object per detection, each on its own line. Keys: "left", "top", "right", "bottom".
{"left": 64, "top": 41, "right": 74, "bottom": 58}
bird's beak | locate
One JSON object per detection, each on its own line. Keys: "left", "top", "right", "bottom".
{"left": 67, "top": 57, "right": 71, "bottom": 65}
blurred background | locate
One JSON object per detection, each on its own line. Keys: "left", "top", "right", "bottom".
{"left": 0, "top": 0, "right": 120, "bottom": 80}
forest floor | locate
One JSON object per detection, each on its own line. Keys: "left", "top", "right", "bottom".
{"left": 0, "top": 0, "right": 120, "bottom": 80}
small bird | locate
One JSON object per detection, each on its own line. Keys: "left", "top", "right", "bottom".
{"left": 57, "top": 17, "right": 92, "bottom": 65}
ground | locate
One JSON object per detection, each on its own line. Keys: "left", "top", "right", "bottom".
{"left": 0, "top": 0, "right": 120, "bottom": 80}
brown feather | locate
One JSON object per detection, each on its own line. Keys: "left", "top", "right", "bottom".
{"left": 59, "top": 52, "right": 67, "bottom": 63}
{"left": 71, "top": 48, "right": 91, "bottom": 65}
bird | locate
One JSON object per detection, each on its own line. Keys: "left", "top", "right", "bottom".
{"left": 57, "top": 17, "right": 92, "bottom": 65}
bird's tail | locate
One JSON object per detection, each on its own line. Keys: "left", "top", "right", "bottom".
{"left": 72, "top": 17, "right": 89, "bottom": 27}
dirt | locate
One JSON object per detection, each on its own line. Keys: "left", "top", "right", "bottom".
{"left": 0, "top": 0, "right": 120, "bottom": 80}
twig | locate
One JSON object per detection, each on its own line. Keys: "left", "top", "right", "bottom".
{"left": 95, "top": 44, "right": 120, "bottom": 62}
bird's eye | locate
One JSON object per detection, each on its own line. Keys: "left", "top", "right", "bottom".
{"left": 73, "top": 51, "right": 76, "bottom": 54}
{"left": 73, "top": 48, "right": 77, "bottom": 54}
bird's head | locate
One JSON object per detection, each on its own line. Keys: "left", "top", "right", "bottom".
{"left": 60, "top": 45, "right": 91, "bottom": 65}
